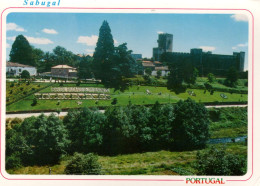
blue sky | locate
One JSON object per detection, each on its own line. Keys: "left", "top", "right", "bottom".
{"left": 6, "top": 13, "right": 249, "bottom": 70}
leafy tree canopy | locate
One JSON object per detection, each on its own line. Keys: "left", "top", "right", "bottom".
{"left": 9, "top": 35, "right": 35, "bottom": 66}
{"left": 172, "top": 98, "right": 210, "bottom": 150}
{"left": 92, "top": 20, "right": 115, "bottom": 79}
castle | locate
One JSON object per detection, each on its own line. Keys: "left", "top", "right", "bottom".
{"left": 153, "top": 33, "right": 245, "bottom": 76}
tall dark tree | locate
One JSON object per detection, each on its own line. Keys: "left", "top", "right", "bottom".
{"left": 32, "top": 48, "right": 45, "bottom": 73}
{"left": 78, "top": 56, "right": 93, "bottom": 79}
{"left": 108, "top": 43, "right": 138, "bottom": 90}
{"left": 92, "top": 20, "right": 115, "bottom": 80}
{"left": 9, "top": 35, "right": 34, "bottom": 66}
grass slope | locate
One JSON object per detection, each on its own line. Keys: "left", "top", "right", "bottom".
{"left": 7, "top": 143, "right": 247, "bottom": 175}
{"left": 6, "top": 85, "right": 248, "bottom": 112}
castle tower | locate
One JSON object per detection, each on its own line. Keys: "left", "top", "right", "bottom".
{"left": 153, "top": 33, "right": 173, "bottom": 61}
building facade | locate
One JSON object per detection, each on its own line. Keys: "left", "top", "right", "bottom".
{"left": 171, "top": 49, "right": 245, "bottom": 76}
{"left": 51, "top": 65, "right": 77, "bottom": 78}
{"left": 6, "top": 62, "right": 37, "bottom": 76}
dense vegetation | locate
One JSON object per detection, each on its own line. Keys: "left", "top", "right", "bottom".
{"left": 6, "top": 99, "right": 210, "bottom": 168}
{"left": 6, "top": 105, "right": 247, "bottom": 175}
{"left": 195, "top": 146, "right": 246, "bottom": 175}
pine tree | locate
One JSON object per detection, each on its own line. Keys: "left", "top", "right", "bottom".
{"left": 9, "top": 35, "right": 35, "bottom": 66}
{"left": 92, "top": 21, "right": 115, "bottom": 80}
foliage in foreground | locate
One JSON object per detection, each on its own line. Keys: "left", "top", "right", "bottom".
{"left": 64, "top": 153, "right": 101, "bottom": 175}
{"left": 6, "top": 114, "right": 69, "bottom": 168}
{"left": 195, "top": 146, "right": 247, "bottom": 175}
{"left": 172, "top": 99, "right": 210, "bottom": 150}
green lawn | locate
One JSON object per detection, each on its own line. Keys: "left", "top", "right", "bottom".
{"left": 7, "top": 143, "right": 247, "bottom": 175}
{"left": 6, "top": 84, "right": 248, "bottom": 112}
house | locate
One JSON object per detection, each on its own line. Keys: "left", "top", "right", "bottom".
{"left": 142, "top": 61, "right": 155, "bottom": 71}
{"left": 6, "top": 62, "right": 37, "bottom": 76}
{"left": 51, "top": 65, "right": 77, "bottom": 78}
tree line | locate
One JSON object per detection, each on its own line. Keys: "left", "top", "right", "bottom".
{"left": 9, "top": 21, "right": 142, "bottom": 91}
{"left": 6, "top": 98, "right": 209, "bottom": 169}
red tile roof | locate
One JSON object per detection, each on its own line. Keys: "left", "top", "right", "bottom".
{"left": 7, "top": 62, "right": 35, "bottom": 68}
{"left": 52, "top": 65, "right": 74, "bottom": 69}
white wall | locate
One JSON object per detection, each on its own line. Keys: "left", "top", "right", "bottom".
{"left": 151, "top": 70, "right": 169, "bottom": 76}
{"left": 6, "top": 66, "right": 37, "bottom": 76}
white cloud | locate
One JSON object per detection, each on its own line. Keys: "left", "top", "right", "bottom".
{"left": 77, "top": 35, "right": 98, "bottom": 46}
{"left": 157, "top": 31, "right": 164, "bottom": 34}
{"left": 231, "top": 14, "right": 248, "bottom": 22}
{"left": 7, "top": 36, "right": 16, "bottom": 41}
{"left": 6, "top": 43, "right": 10, "bottom": 48}
{"left": 6, "top": 35, "right": 53, "bottom": 45}
{"left": 42, "top": 28, "right": 58, "bottom": 34}
{"left": 199, "top": 46, "right": 216, "bottom": 52}
{"left": 6, "top": 23, "right": 26, "bottom": 32}
{"left": 232, "top": 42, "right": 248, "bottom": 50}
{"left": 25, "top": 36, "right": 53, "bottom": 45}
{"left": 237, "top": 42, "right": 248, "bottom": 47}
{"left": 77, "top": 35, "right": 118, "bottom": 46}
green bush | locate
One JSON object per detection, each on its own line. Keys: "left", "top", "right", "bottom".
{"left": 6, "top": 153, "right": 22, "bottom": 169}
{"left": 64, "top": 153, "right": 101, "bottom": 175}
{"left": 195, "top": 146, "right": 246, "bottom": 175}
{"left": 31, "top": 97, "right": 37, "bottom": 106}
{"left": 172, "top": 98, "right": 210, "bottom": 150}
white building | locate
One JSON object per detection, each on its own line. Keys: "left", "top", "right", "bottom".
{"left": 152, "top": 66, "right": 170, "bottom": 76}
{"left": 6, "top": 62, "right": 37, "bottom": 76}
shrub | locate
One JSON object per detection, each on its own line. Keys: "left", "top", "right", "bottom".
{"left": 64, "top": 153, "right": 101, "bottom": 175}
{"left": 31, "top": 97, "right": 37, "bottom": 106}
{"left": 76, "top": 80, "right": 81, "bottom": 86}
{"left": 10, "top": 117, "right": 22, "bottom": 126}
{"left": 21, "top": 70, "right": 30, "bottom": 79}
{"left": 172, "top": 98, "right": 210, "bottom": 150}
{"left": 207, "top": 73, "right": 216, "bottom": 83}
{"left": 6, "top": 153, "right": 22, "bottom": 169}
{"left": 111, "top": 98, "right": 117, "bottom": 105}
{"left": 195, "top": 146, "right": 246, "bottom": 175}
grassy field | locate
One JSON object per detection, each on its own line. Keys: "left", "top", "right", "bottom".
{"left": 6, "top": 84, "right": 248, "bottom": 112}
{"left": 6, "top": 143, "right": 247, "bottom": 175}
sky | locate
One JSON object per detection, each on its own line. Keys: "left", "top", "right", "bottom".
{"left": 6, "top": 13, "right": 249, "bottom": 70}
